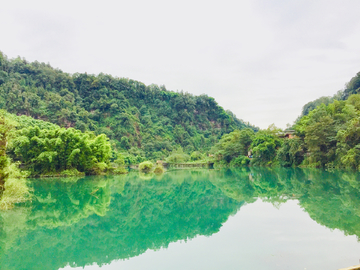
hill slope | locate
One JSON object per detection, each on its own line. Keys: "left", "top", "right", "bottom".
{"left": 0, "top": 52, "right": 256, "bottom": 159}
{"left": 298, "top": 72, "right": 360, "bottom": 118}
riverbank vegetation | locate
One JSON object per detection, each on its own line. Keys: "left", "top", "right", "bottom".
{"left": 211, "top": 71, "right": 360, "bottom": 170}
{"left": 10, "top": 126, "right": 112, "bottom": 176}
{"left": 1, "top": 49, "right": 360, "bottom": 190}
{"left": 0, "top": 109, "right": 126, "bottom": 208}
{"left": 0, "top": 111, "right": 115, "bottom": 177}
{"left": 0, "top": 111, "right": 30, "bottom": 209}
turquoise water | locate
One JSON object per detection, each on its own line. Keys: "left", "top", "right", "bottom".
{"left": 1, "top": 168, "right": 360, "bottom": 270}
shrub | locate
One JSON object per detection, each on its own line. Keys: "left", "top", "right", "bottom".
{"left": 153, "top": 164, "right": 165, "bottom": 174}
{"left": 139, "top": 161, "right": 154, "bottom": 173}
{"left": 113, "top": 167, "right": 127, "bottom": 174}
{"left": 190, "top": 151, "right": 203, "bottom": 161}
{"left": 90, "top": 162, "right": 108, "bottom": 175}
{"left": 165, "top": 153, "right": 190, "bottom": 163}
{"left": 165, "top": 147, "right": 190, "bottom": 163}
{"left": 230, "top": 156, "right": 250, "bottom": 167}
{"left": 57, "top": 169, "right": 85, "bottom": 177}
{"left": 109, "top": 154, "right": 127, "bottom": 174}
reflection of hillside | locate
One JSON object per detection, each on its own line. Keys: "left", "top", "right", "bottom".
{"left": 211, "top": 168, "right": 360, "bottom": 240}
{"left": 207, "top": 168, "right": 257, "bottom": 203}
{"left": 0, "top": 176, "right": 115, "bottom": 270}
{"left": 2, "top": 169, "right": 360, "bottom": 270}
{"left": 0, "top": 171, "right": 243, "bottom": 270}
{"left": 297, "top": 170, "right": 360, "bottom": 239}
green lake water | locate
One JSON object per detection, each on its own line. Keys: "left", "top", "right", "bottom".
{"left": 1, "top": 168, "right": 360, "bottom": 270}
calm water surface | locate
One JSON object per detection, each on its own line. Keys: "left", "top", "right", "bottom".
{"left": 1, "top": 168, "right": 360, "bottom": 270}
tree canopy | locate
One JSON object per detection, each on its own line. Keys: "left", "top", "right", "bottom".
{"left": 0, "top": 51, "right": 256, "bottom": 160}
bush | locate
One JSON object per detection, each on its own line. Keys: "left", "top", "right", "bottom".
{"left": 56, "top": 169, "right": 85, "bottom": 177}
{"left": 165, "top": 147, "right": 190, "bottom": 163}
{"left": 139, "top": 161, "right": 154, "bottom": 173}
{"left": 153, "top": 164, "right": 165, "bottom": 174}
{"left": 112, "top": 167, "right": 127, "bottom": 174}
{"left": 190, "top": 151, "right": 203, "bottom": 161}
{"left": 229, "top": 156, "right": 250, "bottom": 167}
{"left": 214, "top": 160, "right": 228, "bottom": 168}
{"left": 165, "top": 153, "right": 190, "bottom": 163}
{"left": 109, "top": 154, "right": 127, "bottom": 174}
{"left": 90, "top": 162, "right": 108, "bottom": 175}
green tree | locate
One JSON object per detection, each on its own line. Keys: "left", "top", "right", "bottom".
{"left": 250, "top": 129, "right": 281, "bottom": 166}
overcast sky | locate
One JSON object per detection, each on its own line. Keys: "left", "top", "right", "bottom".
{"left": 1, "top": 0, "right": 360, "bottom": 129}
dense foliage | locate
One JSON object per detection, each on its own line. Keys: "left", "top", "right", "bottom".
{"left": 0, "top": 51, "right": 256, "bottom": 160}
{"left": 0, "top": 111, "right": 29, "bottom": 209}
{"left": 212, "top": 126, "right": 283, "bottom": 167}
{"left": 138, "top": 161, "right": 154, "bottom": 173}
{"left": 212, "top": 128, "right": 254, "bottom": 163}
{"left": 342, "top": 72, "right": 360, "bottom": 99}
{"left": 9, "top": 126, "right": 112, "bottom": 176}
{"left": 295, "top": 94, "right": 360, "bottom": 169}
{"left": 0, "top": 111, "right": 11, "bottom": 184}
{"left": 212, "top": 72, "right": 360, "bottom": 171}
{"left": 299, "top": 92, "right": 342, "bottom": 118}
{"left": 299, "top": 72, "right": 360, "bottom": 117}
{"left": 2, "top": 50, "right": 360, "bottom": 174}
{"left": 214, "top": 93, "right": 360, "bottom": 170}
{"left": 0, "top": 110, "right": 114, "bottom": 177}
{"left": 5, "top": 112, "right": 59, "bottom": 130}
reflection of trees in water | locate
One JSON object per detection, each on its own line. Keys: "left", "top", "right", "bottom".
{"left": 0, "top": 171, "right": 242, "bottom": 270}
{"left": 27, "top": 176, "right": 113, "bottom": 228}
{"left": 211, "top": 168, "right": 360, "bottom": 239}
{"left": 297, "top": 170, "right": 360, "bottom": 239}
{"left": 0, "top": 175, "right": 115, "bottom": 270}
{"left": 1, "top": 169, "right": 360, "bottom": 270}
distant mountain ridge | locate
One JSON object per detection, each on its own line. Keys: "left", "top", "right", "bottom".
{"left": 0, "top": 51, "right": 256, "bottom": 159}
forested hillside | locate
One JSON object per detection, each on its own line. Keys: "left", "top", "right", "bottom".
{"left": 0, "top": 52, "right": 256, "bottom": 160}
{"left": 212, "top": 72, "right": 360, "bottom": 171}
{"left": 299, "top": 72, "right": 360, "bottom": 117}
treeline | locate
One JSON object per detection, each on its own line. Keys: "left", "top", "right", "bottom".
{"left": 0, "top": 51, "right": 256, "bottom": 160}
{"left": 295, "top": 94, "right": 360, "bottom": 169}
{"left": 299, "top": 71, "right": 360, "bottom": 117}
{"left": 211, "top": 125, "right": 282, "bottom": 167}
{"left": 2, "top": 49, "right": 360, "bottom": 173}
{"left": 212, "top": 72, "right": 360, "bottom": 170}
